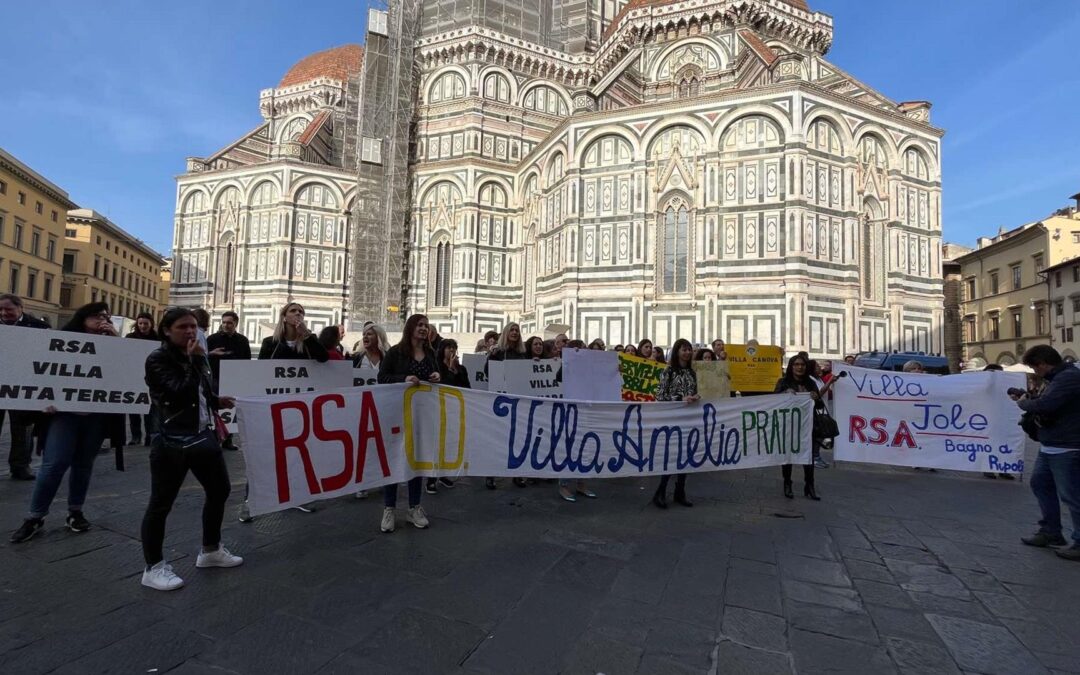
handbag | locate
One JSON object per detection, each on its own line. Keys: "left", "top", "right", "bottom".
{"left": 812, "top": 405, "right": 840, "bottom": 440}
{"left": 213, "top": 413, "right": 229, "bottom": 444}
{"left": 160, "top": 428, "right": 221, "bottom": 452}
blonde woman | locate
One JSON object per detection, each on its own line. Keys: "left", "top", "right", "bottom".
{"left": 352, "top": 323, "right": 390, "bottom": 369}
{"left": 257, "top": 303, "right": 330, "bottom": 361}
{"left": 484, "top": 322, "right": 527, "bottom": 490}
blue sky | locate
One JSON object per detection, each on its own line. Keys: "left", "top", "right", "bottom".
{"left": 1, "top": 0, "right": 1078, "bottom": 255}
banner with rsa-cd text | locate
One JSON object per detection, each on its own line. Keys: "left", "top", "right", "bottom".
{"left": 236, "top": 385, "right": 814, "bottom": 516}
{"left": 831, "top": 365, "right": 1026, "bottom": 473}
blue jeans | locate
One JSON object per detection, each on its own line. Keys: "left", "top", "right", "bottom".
{"left": 1030, "top": 451, "right": 1080, "bottom": 545}
{"left": 384, "top": 477, "right": 421, "bottom": 508}
{"left": 29, "top": 413, "right": 107, "bottom": 518}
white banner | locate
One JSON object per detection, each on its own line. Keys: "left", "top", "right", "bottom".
{"left": 562, "top": 349, "right": 621, "bottom": 401}
{"left": 219, "top": 360, "right": 355, "bottom": 431}
{"left": 235, "top": 386, "right": 814, "bottom": 516}
{"left": 832, "top": 365, "right": 1027, "bottom": 473}
{"left": 0, "top": 326, "right": 156, "bottom": 413}
{"left": 488, "top": 358, "right": 563, "bottom": 398}
{"left": 353, "top": 366, "right": 379, "bottom": 387}
{"left": 462, "top": 353, "right": 488, "bottom": 391}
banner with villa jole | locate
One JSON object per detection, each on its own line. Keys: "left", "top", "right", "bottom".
{"left": 830, "top": 365, "right": 1027, "bottom": 473}
{"left": 235, "top": 385, "right": 814, "bottom": 516}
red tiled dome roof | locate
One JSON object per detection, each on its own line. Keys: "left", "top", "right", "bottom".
{"left": 278, "top": 45, "right": 364, "bottom": 88}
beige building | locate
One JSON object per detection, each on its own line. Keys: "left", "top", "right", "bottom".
{"left": 942, "top": 242, "right": 972, "bottom": 372}
{"left": 62, "top": 209, "right": 166, "bottom": 324}
{"left": 954, "top": 197, "right": 1080, "bottom": 367}
{"left": 0, "top": 146, "right": 77, "bottom": 326}
{"left": 1042, "top": 193, "right": 1080, "bottom": 361}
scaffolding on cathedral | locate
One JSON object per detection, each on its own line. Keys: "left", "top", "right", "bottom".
{"left": 349, "top": 0, "right": 419, "bottom": 328}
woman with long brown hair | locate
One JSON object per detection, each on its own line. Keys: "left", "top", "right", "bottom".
{"left": 652, "top": 338, "right": 699, "bottom": 509}
{"left": 775, "top": 353, "right": 822, "bottom": 500}
{"left": 377, "top": 313, "right": 440, "bottom": 532}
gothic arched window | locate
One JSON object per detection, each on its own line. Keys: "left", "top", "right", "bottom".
{"left": 433, "top": 241, "right": 451, "bottom": 307}
{"left": 661, "top": 198, "right": 690, "bottom": 294}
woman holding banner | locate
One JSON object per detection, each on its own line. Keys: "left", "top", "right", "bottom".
{"left": 139, "top": 307, "right": 242, "bottom": 591}
{"left": 484, "top": 323, "right": 528, "bottom": 489}
{"left": 652, "top": 339, "right": 700, "bottom": 509}
{"left": 10, "top": 303, "right": 126, "bottom": 544}
{"left": 377, "top": 313, "right": 439, "bottom": 531}
{"left": 694, "top": 348, "right": 715, "bottom": 362}
{"left": 425, "top": 338, "right": 467, "bottom": 494}
{"left": 239, "top": 303, "right": 329, "bottom": 521}
{"left": 257, "top": 303, "right": 329, "bottom": 361}
{"left": 636, "top": 339, "right": 653, "bottom": 360}
{"left": 775, "top": 354, "right": 821, "bottom": 500}
{"left": 557, "top": 339, "right": 598, "bottom": 502}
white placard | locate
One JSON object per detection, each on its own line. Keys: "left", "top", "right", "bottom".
{"left": 220, "top": 360, "right": 354, "bottom": 397}
{"left": 0, "top": 326, "right": 157, "bottom": 413}
{"left": 236, "top": 385, "right": 814, "bottom": 516}
{"left": 832, "top": 365, "right": 1027, "bottom": 473}
{"left": 353, "top": 366, "right": 379, "bottom": 387}
{"left": 462, "top": 353, "right": 488, "bottom": 391}
{"left": 561, "top": 349, "right": 621, "bottom": 401}
{"left": 488, "top": 358, "right": 562, "bottom": 398}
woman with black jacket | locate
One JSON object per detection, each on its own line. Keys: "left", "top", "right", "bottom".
{"left": 426, "top": 339, "right": 468, "bottom": 494}
{"left": 126, "top": 312, "right": 159, "bottom": 446}
{"left": 775, "top": 353, "right": 822, "bottom": 500}
{"left": 257, "top": 302, "right": 329, "bottom": 361}
{"left": 138, "top": 307, "right": 241, "bottom": 591}
{"left": 377, "top": 313, "right": 440, "bottom": 533}
{"left": 9, "top": 303, "right": 126, "bottom": 544}
{"left": 652, "top": 338, "right": 700, "bottom": 509}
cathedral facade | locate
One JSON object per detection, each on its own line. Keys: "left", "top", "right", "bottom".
{"left": 169, "top": 46, "right": 364, "bottom": 338}
{"left": 409, "top": 0, "right": 944, "bottom": 356}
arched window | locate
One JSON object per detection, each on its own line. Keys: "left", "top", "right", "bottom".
{"left": 903, "top": 148, "right": 930, "bottom": 180}
{"left": 675, "top": 66, "right": 702, "bottom": 99}
{"left": 433, "top": 241, "right": 451, "bottom": 307}
{"left": 482, "top": 72, "right": 510, "bottom": 103}
{"left": 279, "top": 117, "right": 309, "bottom": 143}
{"left": 806, "top": 118, "right": 843, "bottom": 155}
{"left": 661, "top": 198, "right": 690, "bottom": 294}
{"left": 428, "top": 71, "right": 466, "bottom": 103}
{"left": 522, "top": 86, "right": 569, "bottom": 115}
{"left": 858, "top": 135, "right": 888, "bottom": 169}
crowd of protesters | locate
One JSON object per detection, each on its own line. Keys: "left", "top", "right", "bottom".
{"left": 4, "top": 295, "right": 1079, "bottom": 593}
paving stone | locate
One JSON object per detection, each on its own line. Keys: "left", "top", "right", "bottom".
{"left": 719, "top": 606, "right": 788, "bottom": 652}
{"left": 841, "top": 545, "right": 885, "bottom": 564}
{"left": 642, "top": 617, "right": 718, "bottom": 671}
{"left": 997, "top": 618, "right": 1080, "bottom": 656}
{"left": 907, "top": 591, "right": 995, "bottom": 622}
{"left": 873, "top": 543, "right": 939, "bottom": 565}
{"left": 714, "top": 640, "right": 793, "bottom": 675}
{"left": 885, "top": 636, "right": 961, "bottom": 674}
{"left": 729, "top": 556, "right": 778, "bottom": 577}
{"left": 829, "top": 526, "right": 874, "bottom": 551}
{"left": 854, "top": 578, "right": 914, "bottom": 609}
{"left": 725, "top": 567, "right": 782, "bottom": 617}
{"left": 789, "top": 627, "right": 897, "bottom": 675}
{"left": 845, "top": 558, "right": 895, "bottom": 583}
{"left": 786, "top": 599, "right": 879, "bottom": 644}
{"left": 974, "top": 591, "right": 1038, "bottom": 621}
{"left": 53, "top": 623, "right": 213, "bottom": 675}
{"left": 778, "top": 553, "right": 852, "bottom": 587}
{"left": 1035, "top": 651, "right": 1080, "bottom": 673}
{"left": 782, "top": 578, "right": 863, "bottom": 612}
{"left": 561, "top": 632, "right": 644, "bottom": 675}
{"left": 926, "top": 614, "right": 1049, "bottom": 675}
{"left": 730, "top": 532, "right": 776, "bottom": 564}
{"left": 635, "top": 654, "right": 705, "bottom": 675}
{"left": 350, "top": 607, "right": 487, "bottom": 673}
{"left": 862, "top": 523, "right": 926, "bottom": 549}
{"left": 466, "top": 582, "right": 600, "bottom": 674}
{"left": 952, "top": 568, "right": 1008, "bottom": 593}
{"left": 202, "top": 611, "right": 360, "bottom": 674}
{"left": 865, "top": 604, "right": 943, "bottom": 644}
{"left": 540, "top": 549, "right": 621, "bottom": 593}
{"left": 883, "top": 559, "right": 971, "bottom": 599}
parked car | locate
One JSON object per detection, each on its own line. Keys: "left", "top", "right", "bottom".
{"left": 853, "top": 351, "right": 949, "bottom": 375}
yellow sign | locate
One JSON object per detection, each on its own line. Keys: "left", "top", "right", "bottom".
{"left": 726, "top": 344, "right": 783, "bottom": 393}
{"left": 618, "top": 353, "right": 666, "bottom": 401}
{"left": 692, "top": 360, "right": 731, "bottom": 400}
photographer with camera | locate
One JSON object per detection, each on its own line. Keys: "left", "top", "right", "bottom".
{"left": 1009, "top": 345, "right": 1080, "bottom": 561}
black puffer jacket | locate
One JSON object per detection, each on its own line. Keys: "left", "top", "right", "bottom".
{"left": 144, "top": 344, "right": 220, "bottom": 435}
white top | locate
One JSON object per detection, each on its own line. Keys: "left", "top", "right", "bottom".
{"left": 1040, "top": 445, "right": 1078, "bottom": 455}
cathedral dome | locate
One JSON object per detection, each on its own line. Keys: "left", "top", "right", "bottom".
{"left": 278, "top": 45, "right": 364, "bottom": 88}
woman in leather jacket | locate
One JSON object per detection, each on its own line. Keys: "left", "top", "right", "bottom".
{"left": 651, "top": 338, "right": 700, "bottom": 509}
{"left": 139, "top": 307, "right": 241, "bottom": 592}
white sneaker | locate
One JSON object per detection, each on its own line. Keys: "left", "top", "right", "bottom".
{"left": 141, "top": 561, "right": 184, "bottom": 591}
{"left": 238, "top": 502, "right": 253, "bottom": 523}
{"left": 381, "top": 507, "right": 396, "bottom": 533}
{"left": 196, "top": 545, "right": 244, "bottom": 568}
{"left": 406, "top": 505, "right": 429, "bottom": 529}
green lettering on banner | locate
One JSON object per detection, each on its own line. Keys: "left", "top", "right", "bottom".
{"left": 619, "top": 353, "right": 665, "bottom": 402}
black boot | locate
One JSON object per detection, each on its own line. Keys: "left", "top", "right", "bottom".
{"left": 783, "top": 481, "right": 794, "bottom": 499}
{"left": 804, "top": 482, "right": 821, "bottom": 501}
{"left": 673, "top": 488, "right": 693, "bottom": 507}
{"left": 652, "top": 486, "right": 668, "bottom": 509}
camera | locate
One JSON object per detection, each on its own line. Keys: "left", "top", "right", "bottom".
{"left": 1006, "top": 387, "right": 1027, "bottom": 398}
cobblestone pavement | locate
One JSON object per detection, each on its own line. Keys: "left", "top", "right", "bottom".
{"left": 1, "top": 428, "right": 1077, "bottom": 675}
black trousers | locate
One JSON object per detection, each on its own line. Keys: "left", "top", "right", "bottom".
{"left": 128, "top": 414, "right": 155, "bottom": 442}
{"left": 782, "top": 463, "right": 815, "bottom": 485}
{"left": 140, "top": 440, "right": 231, "bottom": 566}
{"left": 0, "top": 409, "right": 33, "bottom": 471}
{"left": 657, "top": 473, "right": 687, "bottom": 496}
